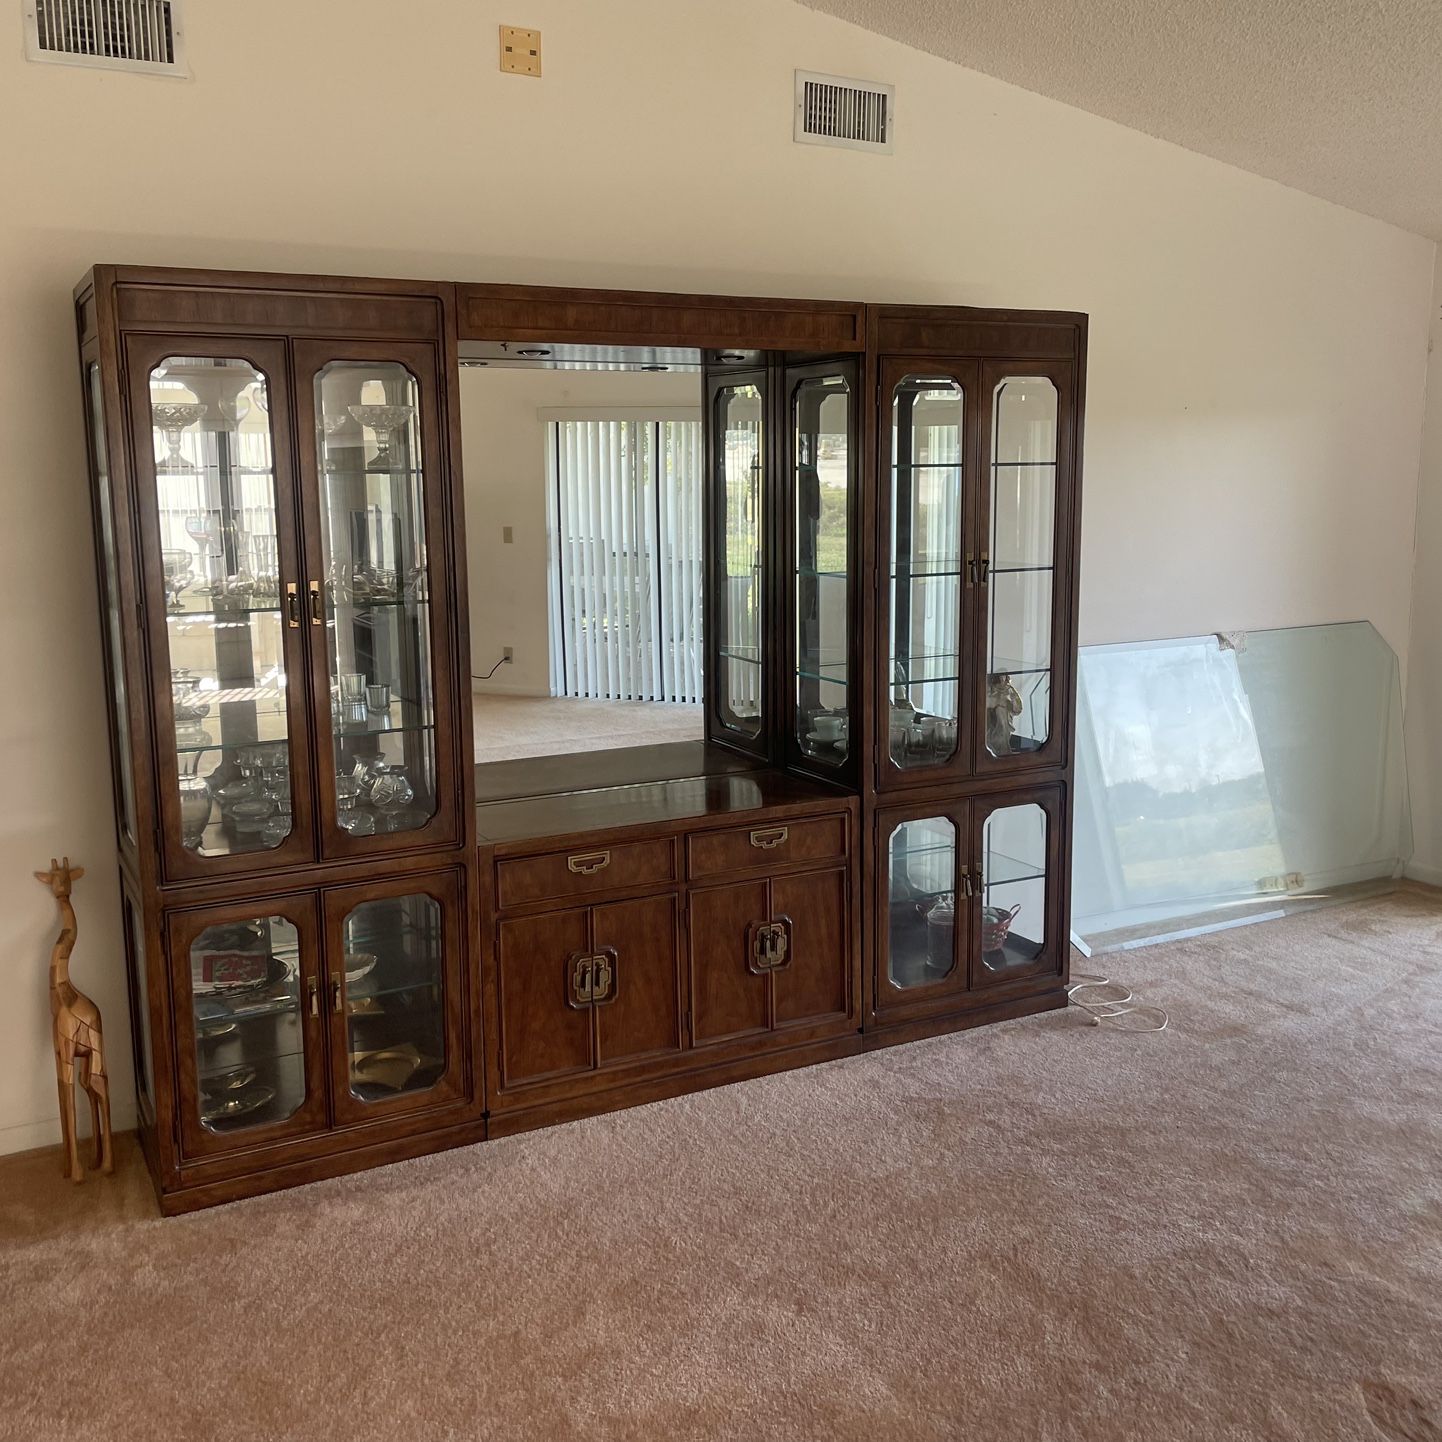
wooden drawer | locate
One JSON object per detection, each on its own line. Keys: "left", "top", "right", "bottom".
{"left": 687, "top": 813, "right": 848, "bottom": 880}
{"left": 496, "top": 837, "right": 676, "bottom": 909}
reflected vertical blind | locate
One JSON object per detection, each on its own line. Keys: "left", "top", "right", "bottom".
{"left": 548, "top": 418, "right": 704, "bottom": 703}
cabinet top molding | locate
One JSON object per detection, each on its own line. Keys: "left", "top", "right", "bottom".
{"left": 75, "top": 264, "right": 1086, "bottom": 358}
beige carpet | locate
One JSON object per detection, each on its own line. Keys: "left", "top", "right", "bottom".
{"left": 2, "top": 890, "right": 1440, "bottom": 1441}
{"left": 474, "top": 692, "right": 704, "bottom": 765}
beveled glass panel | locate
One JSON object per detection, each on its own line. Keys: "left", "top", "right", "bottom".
{"left": 343, "top": 894, "right": 446, "bottom": 1101}
{"left": 795, "top": 375, "right": 850, "bottom": 763}
{"left": 715, "top": 384, "right": 764, "bottom": 737}
{"left": 889, "top": 378, "right": 963, "bottom": 769}
{"left": 149, "top": 358, "right": 293, "bottom": 857}
{"left": 315, "top": 363, "right": 438, "bottom": 840}
{"left": 90, "top": 364, "right": 135, "bottom": 844}
{"left": 986, "top": 378, "right": 1057, "bottom": 759}
{"left": 980, "top": 803, "right": 1048, "bottom": 977}
{"left": 189, "top": 915, "right": 304, "bottom": 1132}
{"left": 886, "top": 815, "right": 957, "bottom": 988}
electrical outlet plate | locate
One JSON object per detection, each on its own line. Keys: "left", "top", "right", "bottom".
{"left": 502, "top": 647, "right": 514, "bottom": 663}
{"left": 500, "top": 25, "right": 541, "bottom": 77}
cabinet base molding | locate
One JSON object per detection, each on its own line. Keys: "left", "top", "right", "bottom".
{"left": 488, "top": 1032, "right": 864, "bottom": 1139}
{"left": 155, "top": 1118, "right": 488, "bottom": 1216}
{"left": 863, "top": 988, "right": 1068, "bottom": 1051}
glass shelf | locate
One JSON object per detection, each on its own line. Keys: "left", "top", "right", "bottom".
{"left": 893, "top": 462, "right": 963, "bottom": 472}
{"left": 991, "top": 461, "right": 1057, "bottom": 469}
{"left": 985, "top": 848, "right": 1046, "bottom": 887}
{"left": 718, "top": 647, "right": 762, "bottom": 667}
{"left": 795, "top": 567, "right": 848, "bottom": 581}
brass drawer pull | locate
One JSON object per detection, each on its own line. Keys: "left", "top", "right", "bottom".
{"left": 749, "top": 827, "right": 789, "bottom": 851}
{"left": 567, "top": 851, "right": 611, "bottom": 876}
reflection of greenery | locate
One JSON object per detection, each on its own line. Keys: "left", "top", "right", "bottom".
{"left": 1110, "top": 776, "right": 1284, "bottom": 895}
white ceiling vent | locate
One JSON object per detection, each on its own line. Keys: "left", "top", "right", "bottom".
{"left": 794, "top": 70, "right": 893, "bottom": 154}
{"left": 24, "top": 0, "right": 187, "bottom": 76}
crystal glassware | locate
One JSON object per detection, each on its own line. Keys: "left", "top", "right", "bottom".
{"left": 368, "top": 763, "right": 414, "bottom": 812}
{"left": 347, "top": 404, "right": 414, "bottom": 473}
{"left": 151, "top": 402, "right": 208, "bottom": 473}
{"left": 162, "top": 550, "right": 194, "bottom": 611}
{"left": 178, "top": 773, "right": 212, "bottom": 850}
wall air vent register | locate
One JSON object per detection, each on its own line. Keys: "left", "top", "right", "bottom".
{"left": 794, "top": 70, "right": 894, "bottom": 153}
{"left": 24, "top": 0, "right": 186, "bottom": 75}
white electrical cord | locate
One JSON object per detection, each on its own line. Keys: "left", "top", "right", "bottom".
{"left": 1066, "top": 971, "right": 1169, "bottom": 1032}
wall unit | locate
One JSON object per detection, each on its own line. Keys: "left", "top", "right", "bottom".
{"left": 77, "top": 266, "right": 1084, "bottom": 1212}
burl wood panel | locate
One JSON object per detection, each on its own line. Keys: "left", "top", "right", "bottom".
{"left": 458, "top": 284, "right": 866, "bottom": 352}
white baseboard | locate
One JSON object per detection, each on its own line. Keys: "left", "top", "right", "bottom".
{"left": 1403, "top": 861, "right": 1442, "bottom": 888}
{"left": 471, "top": 680, "right": 550, "bottom": 698}
{"left": 1, "top": 1116, "right": 67, "bottom": 1157}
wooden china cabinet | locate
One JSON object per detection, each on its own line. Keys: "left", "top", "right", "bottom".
{"left": 76, "top": 266, "right": 1084, "bottom": 1211}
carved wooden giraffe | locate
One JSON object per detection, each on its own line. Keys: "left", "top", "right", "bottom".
{"left": 35, "top": 858, "right": 113, "bottom": 1182}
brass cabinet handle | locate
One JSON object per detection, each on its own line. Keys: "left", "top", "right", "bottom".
{"left": 962, "top": 870, "right": 975, "bottom": 899}
{"left": 567, "top": 851, "right": 610, "bottom": 876}
{"left": 965, "top": 552, "right": 976, "bottom": 588}
{"left": 748, "top": 920, "right": 791, "bottom": 974}
{"left": 308, "top": 580, "right": 323, "bottom": 625}
{"left": 306, "top": 977, "right": 319, "bottom": 1017}
{"left": 749, "top": 827, "right": 789, "bottom": 851}
{"left": 330, "top": 976, "right": 343, "bottom": 1013}
{"left": 285, "top": 582, "right": 301, "bottom": 629}
{"left": 591, "top": 947, "right": 618, "bottom": 1006}
{"left": 978, "top": 552, "right": 991, "bottom": 585}
{"left": 565, "top": 949, "right": 619, "bottom": 1007}
{"left": 566, "top": 953, "right": 593, "bottom": 1009}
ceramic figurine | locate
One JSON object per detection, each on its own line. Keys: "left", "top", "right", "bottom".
{"left": 986, "top": 673, "right": 1024, "bottom": 756}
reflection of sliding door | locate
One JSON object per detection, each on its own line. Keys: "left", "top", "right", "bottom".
{"left": 547, "top": 417, "right": 703, "bottom": 703}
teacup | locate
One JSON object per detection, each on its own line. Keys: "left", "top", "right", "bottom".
{"left": 813, "top": 713, "right": 846, "bottom": 740}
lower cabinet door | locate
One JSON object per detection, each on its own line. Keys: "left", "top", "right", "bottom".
{"left": 168, "top": 894, "right": 328, "bottom": 1161}
{"left": 691, "top": 870, "right": 851, "bottom": 1045}
{"left": 970, "top": 788, "right": 1065, "bottom": 988}
{"left": 324, "top": 870, "right": 468, "bottom": 1125}
{"left": 771, "top": 868, "right": 850, "bottom": 1030}
{"left": 690, "top": 879, "right": 772, "bottom": 1045}
{"left": 496, "top": 906, "right": 594, "bottom": 1089}
{"left": 591, "top": 896, "right": 683, "bottom": 1069}
{"left": 496, "top": 895, "right": 684, "bottom": 1093}
{"left": 875, "top": 806, "right": 970, "bottom": 1014}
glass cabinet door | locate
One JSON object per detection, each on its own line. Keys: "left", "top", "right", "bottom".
{"left": 978, "top": 367, "right": 1065, "bottom": 770}
{"left": 170, "top": 896, "right": 327, "bottom": 1159}
{"left": 326, "top": 874, "right": 463, "bottom": 1122}
{"left": 298, "top": 343, "right": 458, "bottom": 855}
{"left": 791, "top": 367, "right": 854, "bottom": 768}
{"left": 883, "top": 363, "right": 977, "bottom": 784}
{"left": 972, "top": 795, "right": 1058, "bottom": 986}
{"left": 129, "top": 339, "right": 314, "bottom": 879}
{"left": 880, "top": 812, "right": 963, "bottom": 1007}
{"left": 709, "top": 376, "right": 766, "bottom": 746}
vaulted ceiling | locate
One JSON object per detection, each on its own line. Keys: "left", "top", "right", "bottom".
{"left": 798, "top": 0, "right": 1442, "bottom": 240}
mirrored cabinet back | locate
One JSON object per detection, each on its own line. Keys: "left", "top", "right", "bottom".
{"left": 75, "top": 266, "right": 1086, "bottom": 1212}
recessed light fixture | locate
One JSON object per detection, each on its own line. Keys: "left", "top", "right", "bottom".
{"left": 517, "top": 347, "right": 552, "bottom": 359}
{"left": 718, "top": 351, "right": 747, "bottom": 363}
{"left": 460, "top": 360, "right": 489, "bottom": 368}
{"left": 641, "top": 364, "right": 668, "bottom": 372}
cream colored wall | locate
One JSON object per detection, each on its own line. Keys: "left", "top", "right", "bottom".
{"left": 0, "top": 0, "right": 1433, "bottom": 1154}
{"left": 1403, "top": 255, "right": 1442, "bottom": 884}
{"left": 460, "top": 368, "right": 700, "bottom": 697}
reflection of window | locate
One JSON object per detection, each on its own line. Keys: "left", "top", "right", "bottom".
{"left": 547, "top": 418, "right": 703, "bottom": 703}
